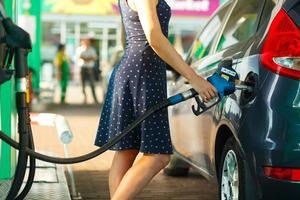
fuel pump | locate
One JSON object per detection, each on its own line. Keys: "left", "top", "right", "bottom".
{"left": 0, "top": 6, "right": 36, "bottom": 200}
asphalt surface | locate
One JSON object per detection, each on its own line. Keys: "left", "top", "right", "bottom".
{"left": 31, "top": 83, "right": 218, "bottom": 200}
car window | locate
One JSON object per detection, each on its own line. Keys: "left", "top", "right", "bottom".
{"left": 216, "top": 0, "right": 261, "bottom": 51}
{"left": 187, "top": 3, "right": 232, "bottom": 65}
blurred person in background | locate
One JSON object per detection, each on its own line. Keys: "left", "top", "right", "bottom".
{"left": 90, "top": 38, "right": 102, "bottom": 83}
{"left": 76, "top": 38, "right": 99, "bottom": 104}
{"left": 54, "top": 44, "right": 70, "bottom": 104}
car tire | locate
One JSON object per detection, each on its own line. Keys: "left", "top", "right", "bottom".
{"left": 218, "top": 137, "right": 245, "bottom": 200}
{"left": 163, "top": 155, "right": 190, "bottom": 177}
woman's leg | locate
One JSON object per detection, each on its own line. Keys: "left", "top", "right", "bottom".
{"left": 111, "top": 154, "right": 170, "bottom": 200}
{"left": 109, "top": 150, "right": 139, "bottom": 197}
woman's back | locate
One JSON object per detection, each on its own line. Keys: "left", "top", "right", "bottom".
{"left": 119, "top": 0, "right": 171, "bottom": 47}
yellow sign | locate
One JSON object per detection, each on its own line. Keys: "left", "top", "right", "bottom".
{"left": 43, "top": 0, "right": 118, "bottom": 15}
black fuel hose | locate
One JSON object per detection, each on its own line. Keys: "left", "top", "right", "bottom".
{"left": 5, "top": 49, "right": 30, "bottom": 200}
{"left": 5, "top": 131, "right": 28, "bottom": 200}
{"left": 0, "top": 88, "right": 198, "bottom": 165}
{"left": 15, "top": 125, "right": 36, "bottom": 200}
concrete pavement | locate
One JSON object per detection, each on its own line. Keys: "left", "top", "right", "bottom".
{"left": 31, "top": 83, "right": 218, "bottom": 199}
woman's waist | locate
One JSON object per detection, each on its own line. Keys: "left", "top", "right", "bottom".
{"left": 119, "top": 57, "right": 167, "bottom": 70}
{"left": 124, "top": 43, "right": 153, "bottom": 55}
{"left": 126, "top": 35, "right": 149, "bottom": 44}
{"left": 122, "top": 49, "right": 164, "bottom": 62}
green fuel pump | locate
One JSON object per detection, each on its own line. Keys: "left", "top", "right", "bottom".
{"left": 0, "top": 0, "right": 17, "bottom": 196}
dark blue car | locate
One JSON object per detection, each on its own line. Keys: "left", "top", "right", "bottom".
{"left": 165, "top": 0, "right": 300, "bottom": 199}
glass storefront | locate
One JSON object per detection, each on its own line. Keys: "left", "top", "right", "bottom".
{"left": 41, "top": 15, "right": 121, "bottom": 81}
{"left": 41, "top": 0, "right": 224, "bottom": 81}
{"left": 41, "top": 16, "right": 207, "bottom": 69}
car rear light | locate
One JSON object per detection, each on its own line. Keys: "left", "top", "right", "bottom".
{"left": 261, "top": 9, "right": 300, "bottom": 80}
{"left": 264, "top": 166, "right": 300, "bottom": 181}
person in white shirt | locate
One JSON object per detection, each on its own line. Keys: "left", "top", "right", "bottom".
{"left": 76, "top": 39, "right": 99, "bottom": 104}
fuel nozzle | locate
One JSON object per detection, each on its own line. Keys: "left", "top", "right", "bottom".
{"left": 167, "top": 58, "right": 254, "bottom": 116}
{"left": 0, "top": 5, "right": 32, "bottom": 86}
{"left": 191, "top": 58, "right": 254, "bottom": 116}
{"left": 208, "top": 58, "right": 253, "bottom": 97}
{"left": 217, "top": 58, "right": 239, "bottom": 82}
{"left": 0, "top": 18, "right": 32, "bottom": 50}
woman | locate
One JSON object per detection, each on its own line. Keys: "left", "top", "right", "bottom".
{"left": 54, "top": 44, "right": 70, "bottom": 104}
{"left": 94, "top": 0, "right": 217, "bottom": 199}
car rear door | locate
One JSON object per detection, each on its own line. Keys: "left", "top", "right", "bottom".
{"left": 169, "top": 1, "right": 234, "bottom": 177}
{"left": 203, "top": 0, "right": 264, "bottom": 174}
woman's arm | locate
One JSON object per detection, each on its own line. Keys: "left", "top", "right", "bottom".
{"left": 131, "top": 0, "right": 217, "bottom": 101}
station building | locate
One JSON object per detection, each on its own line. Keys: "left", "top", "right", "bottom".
{"left": 40, "top": 0, "right": 225, "bottom": 80}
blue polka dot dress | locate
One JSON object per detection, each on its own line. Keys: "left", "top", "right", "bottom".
{"left": 94, "top": 0, "right": 173, "bottom": 154}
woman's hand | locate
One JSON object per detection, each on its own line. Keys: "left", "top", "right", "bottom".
{"left": 188, "top": 73, "right": 218, "bottom": 102}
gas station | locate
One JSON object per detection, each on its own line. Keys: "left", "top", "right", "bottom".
{"left": 0, "top": 1, "right": 226, "bottom": 199}
{"left": 1, "top": 0, "right": 299, "bottom": 200}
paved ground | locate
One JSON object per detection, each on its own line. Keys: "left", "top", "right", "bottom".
{"left": 31, "top": 83, "right": 218, "bottom": 200}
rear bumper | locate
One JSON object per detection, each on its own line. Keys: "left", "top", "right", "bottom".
{"left": 238, "top": 72, "right": 300, "bottom": 199}
{"left": 259, "top": 175, "right": 300, "bottom": 200}
{"left": 253, "top": 148, "right": 300, "bottom": 199}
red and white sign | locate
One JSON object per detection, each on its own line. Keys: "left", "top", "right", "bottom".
{"left": 166, "top": 0, "right": 220, "bottom": 16}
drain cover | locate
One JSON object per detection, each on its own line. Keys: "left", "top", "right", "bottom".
{"left": 0, "top": 158, "right": 71, "bottom": 200}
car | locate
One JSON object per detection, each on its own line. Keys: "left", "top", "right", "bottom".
{"left": 165, "top": 0, "right": 300, "bottom": 199}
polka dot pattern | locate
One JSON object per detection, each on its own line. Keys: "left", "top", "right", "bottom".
{"left": 94, "top": 0, "right": 173, "bottom": 154}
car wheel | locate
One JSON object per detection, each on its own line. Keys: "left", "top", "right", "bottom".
{"left": 219, "top": 137, "right": 245, "bottom": 200}
{"left": 163, "top": 155, "right": 190, "bottom": 177}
